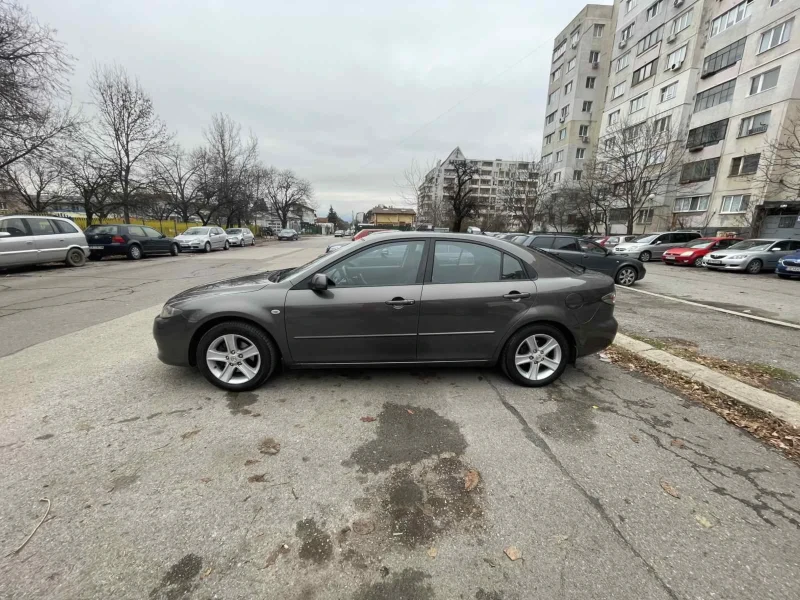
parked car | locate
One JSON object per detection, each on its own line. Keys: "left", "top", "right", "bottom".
{"left": 84, "top": 224, "right": 180, "bottom": 261}
{"left": 703, "top": 239, "right": 800, "bottom": 273}
{"left": 175, "top": 227, "right": 230, "bottom": 252}
{"left": 277, "top": 229, "right": 299, "bottom": 241}
{"left": 466, "top": 226, "right": 483, "bottom": 235}
{"left": 776, "top": 250, "right": 800, "bottom": 279}
{"left": 599, "top": 235, "right": 636, "bottom": 248}
{"left": 352, "top": 228, "right": 391, "bottom": 241}
{"left": 334, "top": 230, "right": 344, "bottom": 237}
{"left": 325, "top": 240, "right": 352, "bottom": 253}
{"left": 154, "top": 232, "right": 618, "bottom": 391}
{"left": 0, "top": 215, "right": 88, "bottom": 268}
{"left": 661, "top": 237, "right": 742, "bottom": 267}
{"left": 225, "top": 228, "right": 255, "bottom": 247}
{"left": 613, "top": 231, "right": 702, "bottom": 262}
{"left": 513, "top": 234, "right": 645, "bottom": 286}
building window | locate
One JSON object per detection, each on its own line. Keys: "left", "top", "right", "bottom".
{"left": 576, "top": 148, "right": 586, "bottom": 159}
{"left": 665, "top": 45, "right": 687, "bottom": 69}
{"left": 604, "top": 137, "right": 615, "bottom": 151}
{"left": 647, "top": 147, "right": 666, "bottom": 165}
{"left": 586, "top": 76, "right": 596, "bottom": 89}
{"left": 660, "top": 82, "right": 677, "bottom": 102}
{"left": 544, "top": 133, "right": 554, "bottom": 144}
{"left": 589, "top": 50, "right": 600, "bottom": 63}
{"left": 559, "top": 128, "right": 567, "bottom": 140}
{"left": 637, "top": 26, "right": 663, "bottom": 55}
{"left": 632, "top": 59, "right": 657, "bottom": 85}
{"left": 556, "top": 150, "right": 564, "bottom": 162}
{"left": 686, "top": 119, "right": 728, "bottom": 148}
{"left": 671, "top": 9, "right": 693, "bottom": 35}
{"left": 680, "top": 158, "right": 720, "bottom": 183}
{"left": 571, "top": 28, "right": 580, "bottom": 45}
{"left": 721, "top": 194, "right": 750, "bottom": 213}
{"left": 624, "top": 123, "right": 645, "bottom": 141}
{"left": 759, "top": 19, "right": 793, "bottom": 53}
{"left": 637, "top": 208, "right": 655, "bottom": 225}
{"left": 561, "top": 105, "right": 570, "bottom": 118}
{"left": 548, "top": 91, "right": 556, "bottom": 105}
{"left": 582, "top": 100, "right": 593, "bottom": 112}
{"left": 711, "top": 0, "right": 753, "bottom": 37}
{"left": 616, "top": 53, "right": 630, "bottom": 72}
{"left": 702, "top": 37, "right": 746, "bottom": 77}
{"left": 738, "top": 111, "right": 770, "bottom": 137}
{"left": 694, "top": 79, "right": 736, "bottom": 112}
{"left": 750, "top": 67, "right": 779, "bottom": 94}
{"left": 608, "top": 110, "right": 620, "bottom": 125}
{"left": 579, "top": 124, "right": 589, "bottom": 136}
{"left": 674, "top": 196, "right": 710, "bottom": 212}
{"left": 630, "top": 93, "right": 647, "bottom": 113}
{"left": 594, "top": 24, "right": 605, "bottom": 37}
{"left": 552, "top": 66, "right": 562, "bottom": 81}
{"left": 612, "top": 83, "right": 626, "bottom": 99}
{"left": 621, "top": 24, "right": 634, "bottom": 42}
{"left": 653, "top": 115, "right": 671, "bottom": 133}
{"left": 543, "top": 153, "right": 553, "bottom": 164}
{"left": 566, "top": 58, "right": 576, "bottom": 73}
{"left": 729, "top": 154, "right": 760, "bottom": 176}
{"left": 646, "top": 0, "right": 662, "bottom": 20}
{"left": 546, "top": 111, "right": 556, "bottom": 124}
{"left": 573, "top": 170, "right": 583, "bottom": 181}
{"left": 564, "top": 81, "right": 573, "bottom": 94}
{"left": 552, "top": 171, "right": 562, "bottom": 182}
{"left": 625, "top": 0, "right": 638, "bottom": 14}
{"left": 553, "top": 40, "right": 567, "bottom": 62}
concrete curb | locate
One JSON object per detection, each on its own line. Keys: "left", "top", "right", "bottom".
{"left": 613, "top": 333, "right": 800, "bottom": 428}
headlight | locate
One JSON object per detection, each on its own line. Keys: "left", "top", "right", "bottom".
{"left": 727, "top": 254, "right": 747, "bottom": 260}
{"left": 680, "top": 251, "right": 694, "bottom": 257}
{"left": 778, "top": 259, "right": 785, "bottom": 265}
{"left": 160, "top": 304, "right": 183, "bottom": 319}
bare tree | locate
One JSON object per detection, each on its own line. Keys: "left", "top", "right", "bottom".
{"left": 594, "top": 113, "right": 688, "bottom": 234}
{"left": 264, "top": 167, "right": 314, "bottom": 228}
{"left": 62, "top": 146, "right": 114, "bottom": 226}
{"left": 139, "top": 192, "right": 173, "bottom": 232}
{"left": 191, "top": 146, "right": 220, "bottom": 225}
{"left": 395, "top": 157, "right": 436, "bottom": 223}
{"left": 561, "top": 158, "right": 614, "bottom": 234}
{"left": 500, "top": 159, "right": 557, "bottom": 233}
{"left": 3, "top": 151, "right": 67, "bottom": 212}
{"left": 757, "top": 107, "right": 800, "bottom": 199}
{"left": 443, "top": 160, "right": 480, "bottom": 232}
{"left": 150, "top": 143, "right": 200, "bottom": 225}
{"left": 88, "top": 64, "right": 171, "bottom": 223}
{"left": 0, "top": 1, "right": 79, "bottom": 170}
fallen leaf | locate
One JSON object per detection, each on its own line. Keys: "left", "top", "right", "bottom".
{"left": 592, "top": 405, "right": 599, "bottom": 409}
{"left": 629, "top": 434, "right": 640, "bottom": 443}
{"left": 201, "top": 566, "right": 213, "bottom": 579}
{"left": 244, "top": 459, "right": 261, "bottom": 466}
{"left": 427, "top": 547, "right": 437, "bottom": 559}
{"left": 660, "top": 480, "right": 680, "bottom": 499}
{"left": 695, "top": 515, "right": 714, "bottom": 528}
{"left": 465, "top": 469, "right": 481, "bottom": 492}
{"left": 259, "top": 437, "right": 280, "bottom": 455}
{"left": 504, "top": 546, "right": 522, "bottom": 561}
{"left": 551, "top": 534, "right": 570, "bottom": 544}
{"left": 407, "top": 409, "right": 415, "bottom": 415}
{"left": 352, "top": 519, "right": 375, "bottom": 535}
{"left": 199, "top": 477, "right": 212, "bottom": 483}
{"left": 248, "top": 473, "right": 268, "bottom": 483}
{"left": 671, "top": 439, "right": 685, "bottom": 448}
{"left": 360, "top": 416, "right": 377, "bottom": 423}
{"left": 181, "top": 429, "right": 201, "bottom": 440}
{"left": 483, "top": 557, "right": 498, "bottom": 568}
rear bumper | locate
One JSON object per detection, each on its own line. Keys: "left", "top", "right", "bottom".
{"left": 576, "top": 314, "right": 618, "bottom": 358}
{"left": 153, "top": 315, "right": 193, "bottom": 366}
{"left": 88, "top": 245, "right": 127, "bottom": 257}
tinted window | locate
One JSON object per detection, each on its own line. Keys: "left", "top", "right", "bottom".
{"left": 501, "top": 254, "right": 526, "bottom": 280}
{"left": 654, "top": 234, "right": 672, "bottom": 244}
{"left": 27, "top": 218, "right": 56, "bottom": 235}
{"left": 579, "top": 239, "right": 606, "bottom": 254}
{"left": 717, "top": 239, "right": 738, "bottom": 248}
{"left": 553, "top": 237, "right": 581, "bottom": 251}
{"left": 127, "top": 226, "right": 146, "bottom": 237}
{"left": 144, "top": 227, "right": 163, "bottom": 238}
{"left": 671, "top": 233, "right": 687, "bottom": 243}
{"left": 529, "top": 236, "right": 554, "bottom": 249}
{"left": 431, "top": 241, "right": 502, "bottom": 284}
{"left": 790, "top": 241, "right": 800, "bottom": 251}
{"left": 324, "top": 240, "right": 425, "bottom": 287}
{"left": 772, "top": 240, "right": 792, "bottom": 251}
{"left": 53, "top": 220, "right": 79, "bottom": 234}
{"left": 0, "top": 218, "right": 29, "bottom": 237}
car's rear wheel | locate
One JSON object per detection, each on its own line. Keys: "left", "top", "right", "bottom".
{"left": 501, "top": 324, "right": 568, "bottom": 387}
{"left": 746, "top": 259, "right": 762, "bottom": 274}
{"left": 693, "top": 256, "right": 704, "bottom": 267}
{"left": 170, "top": 243, "right": 180, "bottom": 256}
{"left": 127, "top": 244, "right": 143, "bottom": 260}
{"left": 204, "top": 242, "right": 212, "bottom": 253}
{"left": 65, "top": 248, "right": 86, "bottom": 267}
{"left": 615, "top": 266, "right": 637, "bottom": 286}
{"left": 638, "top": 251, "right": 651, "bottom": 262}
{"left": 196, "top": 322, "right": 278, "bottom": 391}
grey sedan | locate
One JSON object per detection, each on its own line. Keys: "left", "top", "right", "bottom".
{"left": 703, "top": 239, "right": 800, "bottom": 273}
{"left": 153, "top": 233, "right": 618, "bottom": 391}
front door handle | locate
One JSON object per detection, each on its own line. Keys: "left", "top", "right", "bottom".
{"left": 385, "top": 297, "right": 415, "bottom": 308}
{"left": 503, "top": 291, "right": 531, "bottom": 301}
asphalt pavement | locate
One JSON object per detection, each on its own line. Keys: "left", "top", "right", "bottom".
{"left": 1, "top": 236, "right": 799, "bottom": 600}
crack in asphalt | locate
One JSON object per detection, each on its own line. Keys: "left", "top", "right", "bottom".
{"left": 484, "top": 375, "right": 681, "bottom": 600}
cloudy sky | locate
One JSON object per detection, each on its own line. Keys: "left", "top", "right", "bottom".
{"left": 35, "top": 0, "right": 608, "bottom": 218}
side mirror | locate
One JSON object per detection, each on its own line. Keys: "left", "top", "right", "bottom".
{"left": 310, "top": 273, "right": 329, "bottom": 291}
{"left": 771, "top": 247, "right": 782, "bottom": 252}
{"left": 0, "top": 231, "right": 11, "bottom": 238}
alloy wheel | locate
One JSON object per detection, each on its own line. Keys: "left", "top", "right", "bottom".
{"left": 693, "top": 256, "right": 704, "bottom": 267}
{"left": 639, "top": 251, "right": 651, "bottom": 262}
{"left": 514, "top": 334, "right": 562, "bottom": 381}
{"left": 205, "top": 334, "right": 262, "bottom": 385}
{"left": 616, "top": 267, "right": 636, "bottom": 286}
{"left": 746, "top": 259, "right": 762, "bottom": 274}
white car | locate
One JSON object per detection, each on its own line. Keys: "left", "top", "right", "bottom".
{"left": 175, "top": 227, "right": 229, "bottom": 252}
{"left": 225, "top": 227, "right": 255, "bottom": 247}
{"left": 334, "top": 230, "right": 344, "bottom": 237}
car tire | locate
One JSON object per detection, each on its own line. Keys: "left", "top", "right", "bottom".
{"left": 88, "top": 253, "right": 102, "bottom": 262}
{"left": 127, "top": 244, "right": 143, "bottom": 260}
{"left": 693, "top": 256, "right": 704, "bottom": 267}
{"left": 240, "top": 239, "right": 246, "bottom": 247}
{"left": 500, "top": 324, "right": 569, "bottom": 387}
{"left": 615, "top": 266, "right": 637, "bottom": 287}
{"left": 204, "top": 242, "right": 212, "bottom": 253}
{"left": 224, "top": 241, "right": 230, "bottom": 251}
{"left": 169, "top": 243, "right": 180, "bottom": 256}
{"left": 778, "top": 274, "right": 791, "bottom": 280}
{"left": 251, "top": 238, "right": 256, "bottom": 246}
{"left": 638, "top": 251, "right": 651, "bottom": 262}
{"left": 196, "top": 321, "right": 279, "bottom": 391}
{"left": 65, "top": 248, "right": 87, "bottom": 267}
{"left": 746, "top": 259, "right": 762, "bottom": 274}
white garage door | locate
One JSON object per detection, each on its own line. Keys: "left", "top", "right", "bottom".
{"left": 761, "top": 214, "right": 800, "bottom": 240}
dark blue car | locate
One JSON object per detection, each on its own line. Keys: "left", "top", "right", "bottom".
{"left": 776, "top": 250, "right": 800, "bottom": 279}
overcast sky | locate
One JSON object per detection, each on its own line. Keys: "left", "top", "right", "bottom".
{"left": 35, "top": 0, "right": 608, "bottom": 218}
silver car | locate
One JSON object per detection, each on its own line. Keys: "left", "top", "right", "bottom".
{"left": 175, "top": 226, "right": 229, "bottom": 252}
{"left": 0, "top": 215, "right": 88, "bottom": 268}
{"left": 225, "top": 227, "right": 255, "bottom": 247}
{"left": 703, "top": 238, "right": 800, "bottom": 274}
{"left": 613, "top": 231, "right": 701, "bottom": 262}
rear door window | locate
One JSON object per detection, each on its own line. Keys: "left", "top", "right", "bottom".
{"left": 127, "top": 226, "right": 146, "bottom": 237}
{"left": 27, "top": 218, "right": 57, "bottom": 235}
{"left": 553, "top": 237, "right": 581, "bottom": 251}
{"left": 144, "top": 227, "right": 163, "bottom": 238}
{"left": 431, "top": 241, "right": 502, "bottom": 284}
{"left": 790, "top": 241, "right": 800, "bottom": 251}
{"left": 529, "top": 236, "right": 554, "bottom": 249}
{"left": 53, "top": 220, "right": 79, "bottom": 234}
{"left": 501, "top": 254, "right": 526, "bottom": 280}
{"left": 0, "top": 218, "right": 30, "bottom": 236}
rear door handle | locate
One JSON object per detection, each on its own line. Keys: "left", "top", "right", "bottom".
{"left": 385, "top": 298, "right": 415, "bottom": 307}
{"left": 503, "top": 292, "right": 531, "bottom": 301}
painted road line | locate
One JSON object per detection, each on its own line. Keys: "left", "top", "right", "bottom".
{"left": 618, "top": 286, "right": 800, "bottom": 331}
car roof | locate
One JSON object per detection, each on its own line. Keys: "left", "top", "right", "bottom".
{"left": 3, "top": 214, "right": 73, "bottom": 221}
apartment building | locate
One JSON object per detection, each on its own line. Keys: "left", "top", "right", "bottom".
{"left": 417, "top": 147, "right": 535, "bottom": 229}
{"left": 542, "top": 4, "right": 615, "bottom": 186}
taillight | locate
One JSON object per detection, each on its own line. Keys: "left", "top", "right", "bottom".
{"left": 602, "top": 292, "right": 616, "bottom": 305}
{"left": 111, "top": 235, "right": 125, "bottom": 244}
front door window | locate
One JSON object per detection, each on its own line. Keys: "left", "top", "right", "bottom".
{"left": 324, "top": 240, "right": 425, "bottom": 287}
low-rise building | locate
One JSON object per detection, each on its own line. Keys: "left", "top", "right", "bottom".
{"left": 366, "top": 205, "right": 416, "bottom": 228}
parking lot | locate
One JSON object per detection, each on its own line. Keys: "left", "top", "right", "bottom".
{"left": 2, "top": 236, "right": 800, "bottom": 600}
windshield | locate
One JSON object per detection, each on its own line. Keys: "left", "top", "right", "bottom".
{"left": 226, "top": 228, "right": 241, "bottom": 233}
{"left": 728, "top": 239, "right": 772, "bottom": 251}
{"left": 631, "top": 235, "right": 657, "bottom": 244}
{"left": 182, "top": 228, "right": 209, "bottom": 236}
{"left": 685, "top": 239, "right": 715, "bottom": 249}
{"left": 280, "top": 229, "right": 294, "bottom": 234}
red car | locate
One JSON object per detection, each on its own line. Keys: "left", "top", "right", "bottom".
{"left": 661, "top": 237, "right": 743, "bottom": 267}
{"left": 352, "top": 228, "right": 391, "bottom": 241}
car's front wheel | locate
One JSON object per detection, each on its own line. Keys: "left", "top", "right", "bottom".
{"left": 746, "top": 259, "right": 762, "bottom": 274}
{"left": 204, "top": 242, "right": 212, "bottom": 253}
{"left": 170, "top": 243, "right": 180, "bottom": 256}
{"left": 196, "top": 322, "right": 278, "bottom": 391}
{"left": 223, "top": 241, "right": 230, "bottom": 250}
{"left": 615, "top": 266, "right": 637, "bottom": 286}
{"left": 501, "top": 324, "right": 569, "bottom": 387}
{"left": 638, "top": 251, "right": 651, "bottom": 262}
{"left": 693, "top": 256, "right": 704, "bottom": 267}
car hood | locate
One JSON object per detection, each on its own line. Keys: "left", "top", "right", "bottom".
{"left": 707, "top": 248, "right": 763, "bottom": 257}
{"left": 168, "top": 270, "right": 290, "bottom": 303}
{"left": 781, "top": 251, "right": 800, "bottom": 260}
{"left": 664, "top": 246, "right": 701, "bottom": 254}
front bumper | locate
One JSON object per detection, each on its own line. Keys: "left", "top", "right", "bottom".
{"left": 178, "top": 242, "right": 205, "bottom": 251}
{"left": 703, "top": 257, "right": 747, "bottom": 270}
{"left": 153, "top": 315, "right": 193, "bottom": 366}
{"left": 776, "top": 263, "right": 800, "bottom": 277}
{"left": 662, "top": 254, "right": 695, "bottom": 265}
